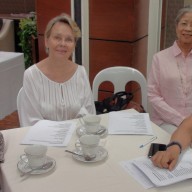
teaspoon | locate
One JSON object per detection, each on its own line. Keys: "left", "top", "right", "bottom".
{"left": 96, "top": 128, "right": 106, "bottom": 135}
{"left": 65, "top": 150, "right": 96, "bottom": 161}
{"left": 20, "top": 161, "right": 53, "bottom": 177}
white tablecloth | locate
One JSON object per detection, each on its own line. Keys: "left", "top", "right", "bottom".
{"left": 1, "top": 110, "right": 192, "bottom": 192}
{"left": 0, "top": 51, "right": 25, "bottom": 119}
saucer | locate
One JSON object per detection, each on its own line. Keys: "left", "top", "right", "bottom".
{"left": 76, "top": 125, "right": 108, "bottom": 138}
{"left": 72, "top": 146, "right": 108, "bottom": 163}
{"left": 17, "top": 156, "right": 56, "bottom": 175}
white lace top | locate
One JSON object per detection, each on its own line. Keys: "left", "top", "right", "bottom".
{"left": 20, "top": 64, "right": 96, "bottom": 126}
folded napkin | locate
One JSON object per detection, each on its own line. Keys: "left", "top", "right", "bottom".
{"left": 0, "top": 132, "right": 4, "bottom": 163}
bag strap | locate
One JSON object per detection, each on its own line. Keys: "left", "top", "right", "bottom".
{"left": 103, "top": 91, "right": 134, "bottom": 111}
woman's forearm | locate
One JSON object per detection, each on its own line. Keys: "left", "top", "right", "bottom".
{"left": 170, "top": 116, "right": 192, "bottom": 151}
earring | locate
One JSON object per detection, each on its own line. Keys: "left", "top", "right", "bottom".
{"left": 45, "top": 47, "right": 49, "bottom": 54}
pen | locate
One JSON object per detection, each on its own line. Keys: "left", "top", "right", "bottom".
{"left": 139, "top": 136, "right": 157, "bottom": 148}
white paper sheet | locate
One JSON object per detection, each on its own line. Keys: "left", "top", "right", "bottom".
{"left": 21, "top": 120, "right": 76, "bottom": 147}
{"left": 108, "top": 111, "right": 153, "bottom": 135}
{"left": 119, "top": 161, "right": 155, "bottom": 189}
{"left": 120, "top": 149, "right": 192, "bottom": 188}
{"left": 133, "top": 156, "right": 192, "bottom": 187}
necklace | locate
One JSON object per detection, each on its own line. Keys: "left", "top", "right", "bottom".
{"left": 176, "top": 59, "right": 192, "bottom": 96}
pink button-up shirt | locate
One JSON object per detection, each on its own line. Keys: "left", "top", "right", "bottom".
{"left": 148, "top": 41, "right": 192, "bottom": 127}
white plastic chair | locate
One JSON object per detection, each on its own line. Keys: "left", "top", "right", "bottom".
{"left": 17, "top": 87, "right": 24, "bottom": 127}
{"left": 92, "top": 66, "right": 147, "bottom": 111}
{"left": 0, "top": 19, "right": 15, "bottom": 52}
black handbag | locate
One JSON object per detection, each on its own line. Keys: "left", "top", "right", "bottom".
{"left": 95, "top": 91, "right": 134, "bottom": 114}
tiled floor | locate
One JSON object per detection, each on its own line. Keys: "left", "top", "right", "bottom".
{"left": 0, "top": 111, "right": 20, "bottom": 130}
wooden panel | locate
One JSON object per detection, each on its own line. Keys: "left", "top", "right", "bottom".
{"left": 90, "top": 38, "right": 148, "bottom": 103}
{"left": 31, "top": 35, "right": 39, "bottom": 63}
{"left": 89, "top": 38, "right": 148, "bottom": 82}
{"left": 36, "top": 10, "right": 71, "bottom": 35}
{"left": 89, "top": 0, "right": 149, "bottom": 104}
{"left": 131, "top": 37, "right": 148, "bottom": 103}
{"left": 89, "top": 40, "right": 133, "bottom": 85}
{"left": 0, "top": 0, "right": 35, "bottom": 14}
{"left": 160, "top": 0, "right": 167, "bottom": 50}
{"left": 135, "top": 0, "right": 149, "bottom": 40}
{"left": 132, "top": 36, "right": 148, "bottom": 77}
{"left": 35, "top": 0, "right": 71, "bottom": 60}
{"left": 37, "top": 35, "right": 46, "bottom": 61}
{"left": 36, "top": 0, "right": 71, "bottom": 34}
{"left": 161, "top": 0, "right": 167, "bottom": 28}
{"left": 36, "top": 0, "right": 70, "bottom": 12}
{"left": 89, "top": 0, "right": 149, "bottom": 41}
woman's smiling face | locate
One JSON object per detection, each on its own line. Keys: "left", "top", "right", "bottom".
{"left": 45, "top": 21, "right": 76, "bottom": 59}
{"left": 176, "top": 12, "right": 192, "bottom": 46}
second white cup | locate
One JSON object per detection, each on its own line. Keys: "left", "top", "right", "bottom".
{"left": 75, "top": 135, "right": 100, "bottom": 158}
{"left": 80, "top": 115, "right": 101, "bottom": 134}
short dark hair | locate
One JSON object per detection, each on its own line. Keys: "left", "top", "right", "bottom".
{"left": 175, "top": 5, "right": 192, "bottom": 25}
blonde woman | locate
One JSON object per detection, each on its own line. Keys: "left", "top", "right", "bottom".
{"left": 20, "top": 13, "right": 96, "bottom": 126}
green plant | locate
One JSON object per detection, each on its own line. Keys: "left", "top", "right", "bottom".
{"left": 18, "top": 17, "right": 37, "bottom": 69}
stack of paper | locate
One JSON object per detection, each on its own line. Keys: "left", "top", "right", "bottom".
{"left": 108, "top": 111, "right": 153, "bottom": 135}
{"left": 21, "top": 120, "right": 76, "bottom": 147}
{"left": 120, "top": 149, "right": 192, "bottom": 188}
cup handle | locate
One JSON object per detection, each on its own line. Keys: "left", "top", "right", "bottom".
{"left": 75, "top": 140, "right": 82, "bottom": 151}
{"left": 20, "top": 154, "right": 28, "bottom": 163}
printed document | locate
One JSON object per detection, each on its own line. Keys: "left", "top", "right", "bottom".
{"left": 108, "top": 111, "right": 153, "bottom": 135}
{"left": 119, "top": 160, "right": 155, "bottom": 189}
{"left": 21, "top": 120, "right": 76, "bottom": 147}
{"left": 120, "top": 149, "right": 192, "bottom": 187}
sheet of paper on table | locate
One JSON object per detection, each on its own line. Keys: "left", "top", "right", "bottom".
{"left": 119, "top": 160, "right": 155, "bottom": 189}
{"left": 120, "top": 149, "right": 192, "bottom": 188}
{"left": 21, "top": 120, "right": 76, "bottom": 147}
{"left": 108, "top": 111, "right": 153, "bottom": 135}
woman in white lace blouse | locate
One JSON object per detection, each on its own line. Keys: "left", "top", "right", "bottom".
{"left": 20, "top": 13, "right": 96, "bottom": 126}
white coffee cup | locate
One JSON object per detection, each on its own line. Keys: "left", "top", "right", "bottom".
{"left": 21, "top": 145, "right": 48, "bottom": 169}
{"left": 75, "top": 135, "right": 100, "bottom": 158}
{"left": 80, "top": 115, "right": 101, "bottom": 134}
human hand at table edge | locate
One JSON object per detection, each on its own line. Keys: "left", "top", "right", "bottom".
{"left": 151, "top": 145, "right": 180, "bottom": 171}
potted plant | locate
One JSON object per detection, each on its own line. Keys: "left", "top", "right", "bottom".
{"left": 18, "top": 16, "right": 37, "bottom": 69}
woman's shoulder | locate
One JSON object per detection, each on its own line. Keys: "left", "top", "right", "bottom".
{"left": 24, "top": 58, "right": 46, "bottom": 75}
{"left": 24, "top": 64, "right": 37, "bottom": 75}
{"left": 76, "top": 64, "right": 86, "bottom": 74}
{"left": 75, "top": 65, "right": 89, "bottom": 81}
{"left": 77, "top": 64, "right": 85, "bottom": 69}
{"left": 154, "top": 43, "right": 175, "bottom": 58}
{"left": 155, "top": 47, "right": 172, "bottom": 57}
{"left": 23, "top": 64, "right": 42, "bottom": 83}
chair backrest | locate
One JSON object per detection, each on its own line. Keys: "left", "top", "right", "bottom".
{"left": 17, "top": 87, "right": 24, "bottom": 127}
{"left": 0, "top": 19, "right": 15, "bottom": 52}
{"left": 92, "top": 66, "right": 147, "bottom": 111}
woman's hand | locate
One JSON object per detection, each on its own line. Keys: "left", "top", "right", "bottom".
{"left": 151, "top": 145, "right": 180, "bottom": 170}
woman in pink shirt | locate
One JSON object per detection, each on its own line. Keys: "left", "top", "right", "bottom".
{"left": 148, "top": 5, "right": 192, "bottom": 134}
